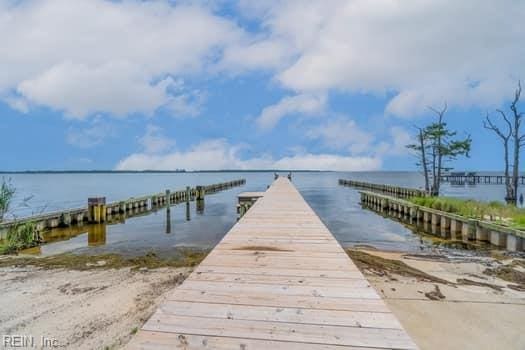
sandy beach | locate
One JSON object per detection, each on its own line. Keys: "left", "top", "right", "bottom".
{"left": 0, "top": 255, "right": 194, "bottom": 350}
{"left": 349, "top": 249, "right": 525, "bottom": 350}
{"left": 0, "top": 249, "right": 524, "bottom": 349}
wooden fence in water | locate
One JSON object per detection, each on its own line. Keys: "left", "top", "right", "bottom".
{"left": 339, "top": 179, "right": 428, "bottom": 198}
{"left": 0, "top": 179, "right": 245, "bottom": 239}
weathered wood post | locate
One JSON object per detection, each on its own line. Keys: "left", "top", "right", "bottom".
{"left": 506, "top": 235, "right": 523, "bottom": 251}
{"left": 186, "top": 186, "right": 191, "bottom": 221}
{"left": 475, "top": 225, "right": 489, "bottom": 242}
{"left": 166, "top": 189, "right": 171, "bottom": 207}
{"left": 440, "top": 216, "right": 451, "bottom": 238}
{"left": 196, "top": 186, "right": 205, "bottom": 200}
{"left": 166, "top": 207, "right": 171, "bottom": 234}
{"left": 490, "top": 230, "right": 507, "bottom": 248}
{"left": 461, "top": 219, "right": 476, "bottom": 241}
{"left": 88, "top": 197, "right": 106, "bottom": 223}
{"left": 196, "top": 185, "right": 205, "bottom": 214}
{"left": 60, "top": 212, "right": 72, "bottom": 227}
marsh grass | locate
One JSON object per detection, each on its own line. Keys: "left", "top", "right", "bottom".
{"left": 0, "top": 221, "right": 38, "bottom": 254}
{"left": 409, "top": 196, "right": 525, "bottom": 229}
{"left": 0, "top": 178, "right": 15, "bottom": 221}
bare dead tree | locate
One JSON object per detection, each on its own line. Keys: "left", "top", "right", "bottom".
{"left": 428, "top": 104, "right": 447, "bottom": 195}
{"left": 407, "top": 126, "right": 430, "bottom": 193}
{"left": 484, "top": 110, "right": 513, "bottom": 202}
{"left": 511, "top": 81, "right": 524, "bottom": 204}
{"left": 485, "top": 81, "right": 524, "bottom": 204}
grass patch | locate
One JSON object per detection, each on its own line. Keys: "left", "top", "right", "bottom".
{"left": 0, "top": 222, "right": 39, "bottom": 254}
{"left": 0, "top": 248, "right": 209, "bottom": 271}
{"left": 409, "top": 196, "right": 525, "bottom": 229}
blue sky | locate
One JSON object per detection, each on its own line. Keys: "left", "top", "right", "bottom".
{"left": 1, "top": 0, "right": 524, "bottom": 171}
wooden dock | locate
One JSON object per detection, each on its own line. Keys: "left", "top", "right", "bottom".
{"left": 127, "top": 177, "right": 418, "bottom": 349}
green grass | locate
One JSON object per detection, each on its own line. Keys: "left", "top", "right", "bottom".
{"left": 408, "top": 196, "right": 525, "bottom": 230}
{"left": 0, "top": 178, "right": 15, "bottom": 221}
{"left": 0, "top": 221, "right": 38, "bottom": 254}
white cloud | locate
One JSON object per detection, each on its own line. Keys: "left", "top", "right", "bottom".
{"left": 18, "top": 61, "right": 174, "bottom": 118}
{"left": 256, "top": 93, "right": 326, "bottom": 130}
{"left": 5, "top": 0, "right": 522, "bottom": 121}
{"left": 270, "top": 153, "right": 381, "bottom": 171}
{"left": 307, "top": 118, "right": 412, "bottom": 157}
{"left": 116, "top": 137, "right": 380, "bottom": 171}
{"left": 219, "top": 39, "right": 294, "bottom": 73}
{"left": 306, "top": 117, "right": 373, "bottom": 154}
{"left": 375, "top": 126, "right": 413, "bottom": 157}
{"left": 163, "top": 88, "right": 206, "bottom": 118}
{"left": 239, "top": 0, "right": 525, "bottom": 117}
{"left": 139, "top": 125, "right": 176, "bottom": 154}
{"left": 0, "top": 0, "right": 244, "bottom": 118}
{"left": 66, "top": 117, "right": 115, "bottom": 148}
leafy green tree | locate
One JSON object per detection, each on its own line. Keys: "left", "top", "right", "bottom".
{"left": 407, "top": 104, "right": 471, "bottom": 196}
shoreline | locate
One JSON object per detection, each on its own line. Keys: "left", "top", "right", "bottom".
{"left": 1, "top": 248, "right": 523, "bottom": 349}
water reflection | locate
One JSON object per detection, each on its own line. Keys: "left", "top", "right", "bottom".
{"left": 24, "top": 198, "right": 205, "bottom": 255}
{"left": 361, "top": 201, "right": 492, "bottom": 252}
{"left": 166, "top": 207, "right": 171, "bottom": 234}
{"left": 88, "top": 224, "right": 106, "bottom": 246}
{"left": 196, "top": 199, "right": 205, "bottom": 215}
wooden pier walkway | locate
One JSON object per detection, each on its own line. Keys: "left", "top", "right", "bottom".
{"left": 127, "top": 177, "right": 418, "bottom": 349}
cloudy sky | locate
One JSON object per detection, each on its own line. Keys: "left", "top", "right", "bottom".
{"left": 1, "top": 0, "right": 524, "bottom": 171}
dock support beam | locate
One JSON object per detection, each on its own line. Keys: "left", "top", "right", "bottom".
{"left": 476, "top": 226, "right": 489, "bottom": 242}
{"left": 507, "top": 235, "right": 523, "bottom": 251}
{"left": 88, "top": 197, "right": 106, "bottom": 223}
{"left": 490, "top": 231, "right": 507, "bottom": 248}
{"left": 166, "top": 189, "right": 171, "bottom": 207}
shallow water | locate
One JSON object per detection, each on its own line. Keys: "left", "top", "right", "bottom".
{"left": 3, "top": 171, "right": 521, "bottom": 257}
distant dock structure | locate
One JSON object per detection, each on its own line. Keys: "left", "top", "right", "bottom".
{"left": 440, "top": 172, "right": 525, "bottom": 185}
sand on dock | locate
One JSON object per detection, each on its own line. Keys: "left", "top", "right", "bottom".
{"left": 350, "top": 249, "right": 525, "bottom": 350}
{"left": 0, "top": 264, "right": 191, "bottom": 349}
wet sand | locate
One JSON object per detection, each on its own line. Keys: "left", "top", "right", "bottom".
{"left": 350, "top": 249, "right": 525, "bottom": 350}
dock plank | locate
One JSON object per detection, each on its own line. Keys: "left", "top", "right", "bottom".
{"left": 127, "top": 177, "right": 418, "bottom": 349}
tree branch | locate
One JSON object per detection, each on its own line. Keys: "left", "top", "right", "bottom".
{"left": 484, "top": 112, "right": 511, "bottom": 140}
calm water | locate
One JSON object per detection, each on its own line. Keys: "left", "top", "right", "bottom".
{"left": 4, "top": 171, "right": 521, "bottom": 257}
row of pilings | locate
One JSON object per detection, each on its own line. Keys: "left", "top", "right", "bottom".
{"left": 360, "top": 191, "right": 524, "bottom": 252}
{"left": 0, "top": 179, "right": 246, "bottom": 239}
{"left": 339, "top": 179, "right": 428, "bottom": 198}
